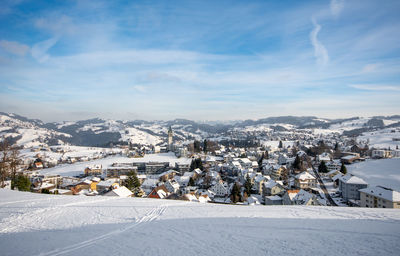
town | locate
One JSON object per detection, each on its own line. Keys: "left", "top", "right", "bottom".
{"left": 2, "top": 117, "right": 399, "bottom": 209}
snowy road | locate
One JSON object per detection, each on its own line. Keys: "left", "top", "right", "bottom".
{"left": 1, "top": 190, "right": 400, "bottom": 256}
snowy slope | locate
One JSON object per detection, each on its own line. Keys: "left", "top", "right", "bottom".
{"left": 0, "top": 190, "right": 399, "bottom": 256}
{"left": 0, "top": 114, "right": 71, "bottom": 148}
{"left": 348, "top": 158, "right": 400, "bottom": 191}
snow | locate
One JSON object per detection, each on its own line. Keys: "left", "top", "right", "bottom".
{"left": 348, "top": 158, "right": 400, "bottom": 191}
{"left": 40, "top": 153, "right": 191, "bottom": 177}
{"left": 358, "top": 128, "right": 400, "bottom": 149}
{"left": 0, "top": 189, "right": 400, "bottom": 256}
{"left": 359, "top": 186, "right": 400, "bottom": 202}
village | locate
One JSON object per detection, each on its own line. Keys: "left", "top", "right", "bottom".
{"left": 3, "top": 125, "right": 399, "bottom": 209}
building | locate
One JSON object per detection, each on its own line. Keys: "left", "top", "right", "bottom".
{"left": 104, "top": 186, "right": 133, "bottom": 197}
{"left": 84, "top": 164, "right": 102, "bottom": 176}
{"left": 106, "top": 166, "right": 138, "bottom": 178}
{"left": 145, "top": 162, "right": 169, "bottom": 174}
{"left": 294, "top": 171, "right": 317, "bottom": 189}
{"left": 338, "top": 174, "right": 368, "bottom": 201}
{"left": 168, "top": 126, "right": 173, "bottom": 152}
{"left": 359, "top": 186, "right": 400, "bottom": 208}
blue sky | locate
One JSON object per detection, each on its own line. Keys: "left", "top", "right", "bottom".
{"left": 0, "top": 0, "right": 399, "bottom": 122}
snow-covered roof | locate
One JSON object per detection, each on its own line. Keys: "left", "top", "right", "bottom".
{"left": 359, "top": 186, "right": 400, "bottom": 202}
{"left": 339, "top": 174, "right": 368, "bottom": 185}
{"left": 295, "top": 171, "right": 315, "bottom": 180}
{"left": 105, "top": 186, "right": 133, "bottom": 197}
{"left": 266, "top": 195, "right": 282, "bottom": 201}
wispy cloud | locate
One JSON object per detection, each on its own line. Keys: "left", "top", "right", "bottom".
{"left": 330, "top": 0, "right": 345, "bottom": 17}
{"left": 310, "top": 18, "right": 329, "bottom": 66}
{"left": 31, "top": 37, "right": 59, "bottom": 63}
{"left": 0, "top": 40, "right": 29, "bottom": 56}
{"left": 349, "top": 84, "right": 400, "bottom": 91}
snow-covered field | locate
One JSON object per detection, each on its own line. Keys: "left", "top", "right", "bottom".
{"left": 348, "top": 158, "right": 400, "bottom": 191}
{"left": 358, "top": 128, "right": 400, "bottom": 149}
{"left": 40, "top": 153, "right": 191, "bottom": 176}
{"left": 0, "top": 190, "right": 399, "bottom": 256}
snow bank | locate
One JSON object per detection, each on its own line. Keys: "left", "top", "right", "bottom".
{"left": 0, "top": 190, "right": 399, "bottom": 256}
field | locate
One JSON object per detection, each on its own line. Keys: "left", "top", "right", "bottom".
{"left": 1, "top": 190, "right": 400, "bottom": 256}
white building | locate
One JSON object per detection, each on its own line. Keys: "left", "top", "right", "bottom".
{"left": 359, "top": 186, "right": 400, "bottom": 208}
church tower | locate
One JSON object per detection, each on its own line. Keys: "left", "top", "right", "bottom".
{"left": 168, "top": 126, "right": 173, "bottom": 151}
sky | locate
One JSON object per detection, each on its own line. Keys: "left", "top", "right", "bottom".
{"left": 0, "top": 0, "right": 399, "bottom": 122}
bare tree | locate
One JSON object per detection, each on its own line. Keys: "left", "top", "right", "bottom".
{"left": 0, "top": 140, "right": 11, "bottom": 187}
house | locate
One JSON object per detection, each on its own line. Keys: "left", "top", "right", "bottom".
{"left": 338, "top": 174, "right": 368, "bottom": 201}
{"left": 294, "top": 171, "right": 316, "bottom": 189}
{"left": 164, "top": 180, "right": 180, "bottom": 193}
{"left": 104, "top": 186, "right": 133, "bottom": 197}
{"left": 359, "top": 186, "right": 400, "bottom": 208}
{"left": 282, "top": 189, "right": 300, "bottom": 205}
{"left": 278, "top": 154, "right": 288, "bottom": 165}
{"left": 140, "top": 178, "right": 159, "bottom": 194}
{"left": 210, "top": 180, "right": 229, "bottom": 197}
{"left": 253, "top": 175, "right": 269, "bottom": 195}
{"left": 371, "top": 150, "right": 389, "bottom": 159}
{"left": 148, "top": 185, "right": 170, "bottom": 199}
{"left": 332, "top": 173, "right": 344, "bottom": 187}
{"left": 262, "top": 179, "right": 285, "bottom": 197}
{"left": 271, "top": 166, "right": 287, "bottom": 180}
{"left": 326, "top": 160, "right": 341, "bottom": 172}
{"left": 317, "top": 152, "right": 331, "bottom": 163}
{"left": 158, "top": 170, "right": 177, "bottom": 182}
{"left": 96, "top": 179, "right": 119, "bottom": 193}
{"left": 292, "top": 189, "right": 322, "bottom": 206}
{"left": 265, "top": 195, "right": 283, "bottom": 205}
{"left": 84, "top": 164, "right": 102, "bottom": 176}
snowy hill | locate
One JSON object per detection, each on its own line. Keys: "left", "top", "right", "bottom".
{"left": 1, "top": 112, "right": 400, "bottom": 149}
{"left": 0, "top": 189, "right": 399, "bottom": 256}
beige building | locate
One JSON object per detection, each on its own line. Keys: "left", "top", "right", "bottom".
{"left": 359, "top": 186, "right": 400, "bottom": 209}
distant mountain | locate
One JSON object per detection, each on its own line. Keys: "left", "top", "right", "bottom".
{"left": 1, "top": 112, "right": 399, "bottom": 148}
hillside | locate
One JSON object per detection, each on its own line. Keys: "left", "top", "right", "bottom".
{"left": 0, "top": 189, "right": 399, "bottom": 256}
{"left": 1, "top": 112, "right": 400, "bottom": 149}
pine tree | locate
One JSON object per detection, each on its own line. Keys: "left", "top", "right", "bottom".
{"left": 340, "top": 162, "right": 347, "bottom": 174}
{"left": 230, "top": 183, "right": 241, "bottom": 203}
{"left": 203, "top": 139, "right": 208, "bottom": 153}
{"left": 244, "top": 174, "right": 252, "bottom": 195}
{"left": 12, "top": 174, "right": 31, "bottom": 191}
{"left": 278, "top": 141, "right": 283, "bottom": 149}
{"left": 188, "top": 177, "right": 195, "bottom": 186}
{"left": 293, "top": 155, "right": 301, "bottom": 170}
{"left": 123, "top": 171, "right": 141, "bottom": 195}
{"left": 318, "top": 161, "right": 328, "bottom": 173}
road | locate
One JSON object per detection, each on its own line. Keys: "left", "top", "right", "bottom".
{"left": 312, "top": 167, "right": 337, "bottom": 206}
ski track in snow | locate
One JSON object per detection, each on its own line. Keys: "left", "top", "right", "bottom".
{"left": 36, "top": 205, "right": 167, "bottom": 256}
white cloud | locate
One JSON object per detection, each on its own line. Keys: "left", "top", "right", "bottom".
{"left": 133, "top": 85, "right": 146, "bottom": 93}
{"left": 349, "top": 84, "right": 400, "bottom": 91}
{"left": 361, "top": 63, "right": 380, "bottom": 73}
{"left": 330, "top": 0, "right": 345, "bottom": 17}
{"left": 0, "top": 40, "right": 29, "bottom": 56}
{"left": 31, "top": 37, "right": 59, "bottom": 63}
{"left": 310, "top": 18, "right": 329, "bottom": 66}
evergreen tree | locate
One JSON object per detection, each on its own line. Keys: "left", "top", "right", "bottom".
{"left": 203, "top": 139, "right": 208, "bottom": 153}
{"left": 194, "top": 140, "right": 201, "bottom": 152}
{"left": 257, "top": 153, "right": 264, "bottom": 171}
{"left": 293, "top": 155, "right": 301, "bottom": 170}
{"left": 230, "top": 183, "right": 241, "bottom": 203}
{"left": 12, "top": 174, "right": 31, "bottom": 191}
{"left": 244, "top": 174, "right": 252, "bottom": 195}
{"left": 278, "top": 140, "right": 283, "bottom": 149}
{"left": 334, "top": 142, "right": 339, "bottom": 151}
{"left": 340, "top": 162, "right": 347, "bottom": 174}
{"left": 318, "top": 161, "right": 328, "bottom": 173}
{"left": 190, "top": 159, "right": 195, "bottom": 171}
{"left": 123, "top": 171, "right": 141, "bottom": 195}
{"left": 188, "top": 177, "right": 195, "bottom": 186}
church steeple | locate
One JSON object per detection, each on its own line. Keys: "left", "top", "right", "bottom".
{"left": 168, "top": 126, "right": 173, "bottom": 151}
